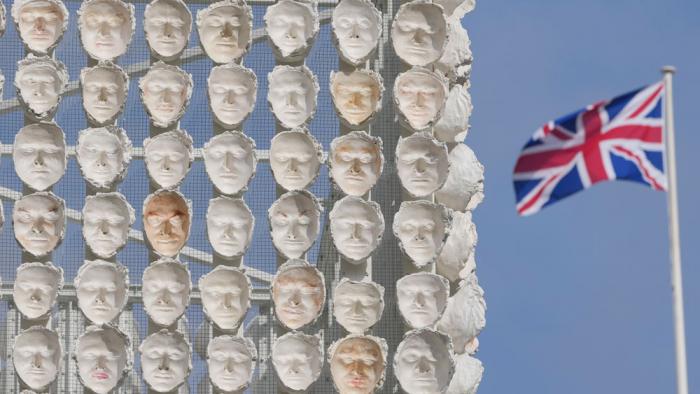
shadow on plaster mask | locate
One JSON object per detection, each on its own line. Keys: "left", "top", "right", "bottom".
{"left": 270, "top": 129, "right": 322, "bottom": 191}
{"left": 15, "top": 55, "right": 68, "bottom": 121}
{"left": 197, "top": 0, "right": 252, "bottom": 64}
{"left": 80, "top": 61, "right": 129, "bottom": 126}
{"left": 144, "top": 0, "right": 192, "bottom": 61}
{"left": 435, "top": 22, "right": 472, "bottom": 83}
{"left": 271, "top": 259, "right": 325, "bottom": 330}
{"left": 329, "top": 131, "right": 384, "bottom": 197}
{"left": 139, "top": 329, "right": 192, "bottom": 393}
{"left": 143, "top": 129, "right": 194, "bottom": 189}
{"left": 77, "top": 0, "right": 135, "bottom": 61}
{"left": 433, "top": 0, "right": 475, "bottom": 19}
{"left": 329, "top": 334, "right": 387, "bottom": 394}
{"left": 74, "top": 325, "right": 132, "bottom": 394}
{"left": 395, "top": 329, "right": 455, "bottom": 394}
{"left": 13, "top": 261, "right": 63, "bottom": 320}
{"left": 393, "top": 200, "right": 451, "bottom": 267}
{"left": 143, "top": 190, "right": 191, "bottom": 257}
{"left": 437, "top": 211, "right": 476, "bottom": 282}
{"left": 208, "top": 64, "right": 257, "bottom": 128}
{"left": 331, "top": 0, "right": 381, "bottom": 65}
{"left": 11, "top": 0, "right": 68, "bottom": 54}
{"left": 330, "top": 70, "right": 384, "bottom": 127}
{"left": 434, "top": 83, "right": 472, "bottom": 144}
{"left": 397, "top": 272, "right": 449, "bottom": 329}
{"left": 330, "top": 196, "right": 384, "bottom": 262}
{"left": 203, "top": 131, "right": 257, "bottom": 195}
{"left": 268, "top": 190, "right": 322, "bottom": 259}
{"left": 333, "top": 279, "right": 384, "bottom": 334}
{"left": 76, "top": 126, "right": 132, "bottom": 189}
{"left": 391, "top": 0, "right": 447, "bottom": 67}
{"left": 142, "top": 258, "right": 192, "bottom": 327}
{"left": 264, "top": 0, "right": 319, "bottom": 61}
{"left": 82, "top": 193, "right": 134, "bottom": 259}
{"left": 139, "top": 62, "right": 193, "bottom": 128}
{"left": 75, "top": 259, "right": 129, "bottom": 324}
{"left": 396, "top": 132, "right": 449, "bottom": 198}
{"left": 268, "top": 65, "right": 319, "bottom": 129}
{"left": 199, "top": 266, "right": 251, "bottom": 331}
{"left": 207, "top": 335, "right": 257, "bottom": 393}
{"left": 435, "top": 143, "right": 484, "bottom": 212}
{"left": 13, "top": 326, "right": 62, "bottom": 391}
{"left": 207, "top": 197, "right": 254, "bottom": 259}
{"left": 436, "top": 273, "right": 486, "bottom": 355}
{"left": 272, "top": 331, "right": 323, "bottom": 392}
{"left": 13, "top": 122, "right": 67, "bottom": 191}
{"left": 394, "top": 67, "right": 448, "bottom": 131}
{"left": 13, "top": 192, "right": 66, "bottom": 256}
{"left": 446, "top": 353, "right": 483, "bottom": 394}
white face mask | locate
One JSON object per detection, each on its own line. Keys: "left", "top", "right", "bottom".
{"left": 13, "top": 193, "right": 65, "bottom": 256}
{"left": 199, "top": 266, "right": 251, "bottom": 330}
{"left": 330, "top": 196, "right": 384, "bottom": 261}
{"left": 75, "top": 260, "right": 128, "bottom": 325}
{"left": 264, "top": 0, "right": 318, "bottom": 59}
{"left": 330, "top": 70, "right": 383, "bottom": 126}
{"left": 82, "top": 194, "right": 133, "bottom": 258}
{"left": 436, "top": 143, "right": 485, "bottom": 212}
{"left": 272, "top": 262, "right": 325, "bottom": 330}
{"left": 142, "top": 260, "right": 191, "bottom": 326}
{"left": 396, "top": 133, "right": 449, "bottom": 198}
{"left": 13, "top": 123, "right": 66, "bottom": 191}
{"left": 75, "top": 326, "right": 130, "bottom": 394}
{"left": 77, "top": 127, "right": 131, "bottom": 189}
{"left": 329, "top": 131, "right": 383, "bottom": 197}
{"left": 391, "top": 2, "right": 447, "bottom": 66}
{"left": 139, "top": 64, "right": 192, "bottom": 127}
{"left": 395, "top": 330, "right": 453, "bottom": 394}
{"left": 208, "top": 65, "right": 256, "bottom": 127}
{"left": 394, "top": 68, "right": 448, "bottom": 130}
{"left": 144, "top": 0, "right": 191, "bottom": 60}
{"left": 269, "top": 191, "right": 321, "bottom": 259}
{"left": 13, "top": 327, "right": 61, "bottom": 391}
{"left": 333, "top": 280, "right": 384, "bottom": 334}
{"left": 269, "top": 130, "right": 322, "bottom": 192}
{"left": 272, "top": 332, "right": 322, "bottom": 391}
{"left": 139, "top": 331, "right": 191, "bottom": 393}
{"left": 144, "top": 131, "right": 193, "bottom": 189}
{"left": 15, "top": 58, "right": 67, "bottom": 119}
{"left": 437, "top": 211, "right": 476, "bottom": 282}
{"left": 332, "top": 0, "right": 381, "bottom": 64}
{"left": 143, "top": 191, "right": 191, "bottom": 257}
{"left": 393, "top": 201, "right": 449, "bottom": 267}
{"left": 203, "top": 132, "right": 257, "bottom": 195}
{"left": 397, "top": 273, "right": 449, "bottom": 329}
{"left": 13, "top": 262, "right": 62, "bottom": 320}
{"left": 78, "top": 0, "right": 134, "bottom": 61}
{"left": 330, "top": 336, "right": 387, "bottom": 394}
{"left": 197, "top": 1, "right": 252, "bottom": 64}
{"left": 267, "top": 66, "right": 318, "bottom": 129}
{"left": 13, "top": 0, "right": 68, "bottom": 54}
{"left": 207, "top": 197, "right": 254, "bottom": 258}
{"left": 436, "top": 274, "right": 486, "bottom": 355}
{"left": 81, "top": 64, "right": 128, "bottom": 125}
{"left": 207, "top": 336, "right": 256, "bottom": 393}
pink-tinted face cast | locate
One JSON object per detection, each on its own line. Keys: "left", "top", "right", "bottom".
{"left": 331, "top": 71, "right": 383, "bottom": 126}
{"left": 330, "top": 337, "right": 385, "bottom": 394}
{"left": 14, "top": 0, "right": 67, "bottom": 53}
{"left": 330, "top": 133, "right": 383, "bottom": 197}
{"left": 272, "top": 265, "right": 325, "bottom": 330}
{"left": 143, "top": 192, "right": 190, "bottom": 257}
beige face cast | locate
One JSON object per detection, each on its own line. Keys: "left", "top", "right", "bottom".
{"left": 75, "top": 260, "right": 129, "bottom": 325}
{"left": 143, "top": 190, "right": 191, "bottom": 257}
{"left": 397, "top": 272, "right": 449, "bottom": 329}
{"left": 333, "top": 279, "right": 384, "bottom": 334}
{"left": 15, "top": 56, "right": 68, "bottom": 120}
{"left": 268, "top": 190, "right": 321, "bottom": 259}
{"left": 207, "top": 335, "right": 257, "bottom": 393}
{"left": 330, "top": 70, "right": 383, "bottom": 126}
{"left": 329, "top": 335, "right": 387, "bottom": 394}
{"left": 13, "top": 122, "right": 66, "bottom": 191}
{"left": 272, "top": 332, "right": 323, "bottom": 392}
{"left": 391, "top": 0, "right": 447, "bottom": 66}
{"left": 208, "top": 64, "right": 257, "bottom": 127}
{"left": 267, "top": 65, "right": 319, "bottom": 129}
{"left": 144, "top": 0, "right": 192, "bottom": 60}
{"left": 139, "top": 330, "right": 191, "bottom": 393}
{"left": 80, "top": 62, "right": 129, "bottom": 125}
{"left": 142, "top": 258, "right": 191, "bottom": 327}
{"left": 264, "top": 0, "right": 318, "bottom": 60}
{"left": 329, "top": 131, "right": 384, "bottom": 197}
{"left": 78, "top": 0, "right": 134, "bottom": 61}
{"left": 144, "top": 129, "right": 193, "bottom": 189}
{"left": 199, "top": 265, "right": 251, "bottom": 330}
{"left": 207, "top": 197, "right": 254, "bottom": 259}
{"left": 393, "top": 200, "right": 450, "bottom": 267}
{"left": 394, "top": 329, "right": 454, "bottom": 394}
{"left": 203, "top": 131, "right": 257, "bottom": 195}
{"left": 13, "top": 261, "right": 63, "bottom": 320}
{"left": 76, "top": 126, "right": 132, "bottom": 189}
{"left": 396, "top": 132, "right": 449, "bottom": 198}
{"left": 269, "top": 129, "right": 322, "bottom": 191}
{"left": 394, "top": 67, "right": 448, "bottom": 131}
{"left": 75, "top": 325, "right": 130, "bottom": 394}
{"left": 330, "top": 196, "right": 384, "bottom": 262}
{"left": 197, "top": 0, "right": 252, "bottom": 64}
{"left": 332, "top": 0, "right": 382, "bottom": 65}
{"left": 13, "top": 192, "right": 65, "bottom": 256}
{"left": 139, "top": 62, "right": 193, "bottom": 128}
{"left": 12, "top": 0, "right": 68, "bottom": 54}
{"left": 272, "top": 260, "right": 325, "bottom": 330}
{"left": 13, "top": 326, "right": 62, "bottom": 391}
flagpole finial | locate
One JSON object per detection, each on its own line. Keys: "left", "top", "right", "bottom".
{"left": 662, "top": 66, "right": 677, "bottom": 74}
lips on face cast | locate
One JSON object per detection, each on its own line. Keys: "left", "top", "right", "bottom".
{"left": 272, "top": 261, "right": 325, "bottom": 330}
{"left": 15, "top": 56, "right": 67, "bottom": 119}
{"left": 75, "top": 325, "right": 130, "bottom": 394}
{"left": 394, "top": 330, "right": 453, "bottom": 394}
{"left": 330, "top": 131, "right": 384, "bottom": 197}
{"left": 144, "top": 0, "right": 191, "bottom": 60}
{"left": 394, "top": 68, "right": 448, "bottom": 130}
{"left": 139, "top": 62, "right": 192, "bottom": 127}
{"left": 13, "top": 0, "right": 68, "bottom": 54}
{"left": 80, "top": 63, "right": 128, "bottom": 125}
{"left": 13, "top": 192, "right": 65, "bottom": 256}
{"left": 393, "top": 201, "right": 449, "bottom": 267}
{"left": 269, "top": 129, "right": 322, "bottom": 191}
{"left": 397, "top": 273, "right": 449, "bottom": 329}
{"left": 13, "top": 122, "right": 66, "bottom": 191}
{"left": 13, "top": 326, "right": 62, "bottom": 391}
{"left": 330, "top": 336, "right": 386, "bottom": 394}
{"left": 330, "top": 196, "right": 384, "bottom": 262}
{"left": 333, "top": 280, "right": 384, "bottom": 334}
{"left": 396, "top": 133, "right": 449, "bottom": 197}
{"left": 199, "top": 266, "right": 251, "bottom": 330}
{"left": 272, "top": 332, "right": 323, "bottom": 392}
{"left": 330, "top": 70, "right": 383, "bottom": 126}
{"left": 267, "top": 65, "right": 318, "bottom": 128}
{"left": 208, "top": 64, "right": 256, "bottom": 127}
{"left": 144, "top": 130, "right": 193, "bottom": 189}
{"left": 77, "top": 127, "right": 131, "bottom": 189}
{"left": 13, "top": 262, "right": 63, "bottom": 320}
{"left": 203, "top": 131, "right": 257, "bottom": 195}
{"left": 391, "top": 1, "right": 447, "bottom": 67}
{"left": 197, "top": 0, "right": 252, "bottom": 64}
{"left": 207, "top": 335, "right": 256, "bottom": 393}
{"left": 139, "top": 330, "right": 191, "bottom": 393}
{"left": 75, "top": 260, "right": 128, "bottom": 325}
{"left": 143, "top": 190, "right": 191, "bottom": 257}
{"left": 142, "top": 258, "right": 191, "bottom": 327}
{"left": 332, "top": 0, "right": 381, "bottom": 64}
{"left": 264, "top": 0, "right": 317, "bottom": 59}
{"left": 207, "top": 197, "right": 254, "bottom": 259}
{"left": 78, "top": 0, "right": 134, "bottom": 61}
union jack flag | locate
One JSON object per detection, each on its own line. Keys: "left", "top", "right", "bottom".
{"left": 513, "top": 82, "right": 667, "bottom": 216}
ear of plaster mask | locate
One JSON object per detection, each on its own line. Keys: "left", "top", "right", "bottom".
{"left": 330, "top": 196, "right": 384, "bottom": 262}
{"left": 203, "top": 131, "right": 257, "bottom": 195}
{"left": 197, "top": 0, "right": 253, "bottom": 64}
{"left": 331, "top": 0, "right": 382, "bottom": 65}
{"left": 332, "top": 278, "right": 385, "bottom": 334}
{"left": 77, "top": 0, "right": 135, "bottom": 61}
{"left": 435, "top": 21, "right": 472, "bottom": 83}
{"left": 434, "top": 83, "right": 472, "bottom": 143}
{"left": 82, "top": 193, "right": 135, "bottom": 258}
{"left": 139, "top": 329, "right": 192, "bottom": 393}
{"left": 437, "top": 211, "right": 476, "bottom": 282}
{"left": 271, "top": 259, "right": 326, "bottom": 330}
{"left": 446, "top": 353, "right": 483, "bottom": 394}
{"left": 199, "top": 265, "right": 252, "bottom": 331}
{"left": 329, "top": 334, "right": 388, "bottom": 394}
{"left": 393, "top": 200, "right": 451, "bottom": 267}
{"left": 397, "top": 272, "right": 450, "bottom": 329}
{"left": 80, "top": 61, "right": 129, "bottom": 125}
{"left": 143, "top": 129, "right": 194, "bottom": 189}
{"left": 74, "top": 259, "right": 129, "bottom": 324}
{"left": 206, "top": 196, "right": 254, "bottom": 259}
{"left": 142, "top": 258, "right": 192, "bottom": 327}
{"left": 15, "top": 55, "right": 69, "bottom": 121}
{"left": 207, "top": 335, "right": 257, "bottom": 393}
{"left": 11, "top": 0, "right": 69, "bottom": 54}
{"left": 330, "top": 70, "right": 384, "bottom": 127}
{"left": 74, "top": 325, "right": 132, "bottom": 394}
{"left": 433, "top": 0, "right": 475, "bottom": 19}
{"left": 272, "top": 331, "right": 323, "bottom": 392}
{"left": 391, "top": 0, "right": 448, "bottom": 67}
{"left": 13, "top": 326, "right": 63, "bottom": 391}
{"left": 208, "top": 64, "right": 257, "bottom": 128}
{"left": 393, "top": 67, "right": 449, "bottom": 131}
{"left": 435, "top": 143, "right": 484, "bottom": 212}
{"left": 13, "top": 122, "right": 67, "bottom": 191}
{"left": 264, "top": 0, "right": 319, "bottom": 62}
{"left": 13, "top": 261, "right": 64, "bottom": 320}
{"left": 267, "top": 65, "right": 319, "bottom": 129}
{"left": 269, "top": 128, "right": 323, "bottom": 191}
{"left": 436, "top": 273, "right": 486, "bottom": 355}
{"left": 139, "top": 62, "right": 193, "bottom": 128}
{"left": 329, "top": 130, "right": 384, "bottom": 197}
{"left": 76, "top": 126, "right": 132, "bottom": 189}
{"left": 143, "top": 189, "right": 192, "bottom": 257}
{"left": 394, "top": 329, "right": 455, "bottom": 394}
{"left": 144, "top": 0, "right": 192, "bottom": 61}
{"left": 396, "top": 132, "right": 450, "bottom": 198}
{"left": 268, "top": 190, "right": 322, "bottom": 259}
{"left": 13, "top": 192, "right": 66, "bottom": 256}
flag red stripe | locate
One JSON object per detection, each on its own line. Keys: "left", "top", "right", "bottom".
{"left": 612, "top": 145, "right": 665, "bottom": 190}
{"left": 517, "top": 174, "right": 559, "bottom": 215}
{"left": 627, "top": 84, "right": 664, "bottom": 119}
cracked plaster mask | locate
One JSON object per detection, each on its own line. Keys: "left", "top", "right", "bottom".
{"left": 268, "top": 65, "right": 319, "bottom": 129}
{"left": 446, "top": 354, "right": 483, "bottom": 394}
{"left": 272, "top": 332, "right": 323, "bottom": 392}
{"left": 75, "top": 260, "right": 129, "bottom": 324}
{"left": 330, "top": 196, "right": 384, "bottom": 262}
{"left": 393, "top": 200, "right": 450, "bottom": 267}
{"left": 270, "top": 129, "right": 322, "bottom": 191}
{"left": 203, "top": 131, "right": 257, "bottom": 195}
{"left": 330, "top": 70, "right": 383, "bottom": 126}
{"left": 207, "top": 335, "right": 257, "bottom": 393}
{"left": 208, "top": 64, "right": 257, "bottom": 128}
{"left": 12, "top": 0, "right": 68, "bottom": 54}
{"left": 272, "top": 260, "right": 325, "bottom": 330}
{"left": 139, "top": 63, "right": 193, "bottom": 128}
{"left": 142, "top": 258, "right": 192, "bottom": 327}
{"left": 143, "top": 190, "right": 191, "bottom": 257}
{"left": 207, "top": 197, "right": 254, "bottom": 259}
{"left": 144, "top": 129, "right": 193, "bottom": 189}
{"left": 394, "top": 329, "right": 454, "bottom": 394}
{"left": 13, "top": 122, "right": 66, "bottom": 191}
{"left": 332, "top": 0, "right": 381, "bottom": 65}
{"left": 13, "top": 262, "right": 63, "bottom": 320}
{"left": 435, "top": 143, "right": 484, "bottom": 212}
{"left": 394, "top": 67, "right": 448, "bottom": 131}
{"left": 264, "top": 0, "right": 319, "bottom": 61}
{"left": 140, "top": 330, "right": 192, "bottom": 393}
{"left": 434, "top": 83, "right": 472, "bottom": 143}
{"left": 144, "top": 0, "right": 192, "bottom": 61}
{"left": 197, "top": 0, "right": 252, "bottom": 64}
{"left": 269, "top": 190, "right": 321, "bottom": 259}
{"left": 397, "top": 272, "right": 449, "bottom": 329}
{"left": 199, "top": 266, "right": 251, "bottom": 330}
{"left": 15, "top": 56, "right": 68, "bottom": 120}
{"left": 76, "top": 126, "right": 132, "bottom": 189}
{"left": 396, "top": 133, "right": 449, "bottom": 198}
{"left": 13, "top": 192, "right": 66, "bottom": 256}
{"left": 391, "top": 0, "right": 447, "bottom": 66}
{"left": 80, "top": 62, "right": 129, "bottom": 125}
{"left": 329, "top": 335, "right": 387, "bottom": 394}
{"left": 82, "top": 193, "right": 134, "bottom": 258}
{"left": 78, "top": 0, "right": 135, "bottom": 61}
{"left": 13, "top": 326, "right": 62, "bottom": 391}
{"left": 329, "top": 131, "right": 383, "bottom": 196}
{"left": 437, "top": 211, "right": 476, "bottom": 282}
{"left": 75, "top": 325, "right": 131, "bottom": 394}
{"left": 333, "top": 279, "right": 384, "bottom": 334}
{"left": 435, "top": 21, "right": 472, "bottom": 82}
{"left": 436, "top": 274, "right": 486, "bottom": 355}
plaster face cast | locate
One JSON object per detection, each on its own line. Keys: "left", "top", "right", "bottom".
{"left": 397, "top": 273, "right": 449, "bottom": 329}
{"left": 272, "top": 332, "right": 323, "bottom": 392}
{"left": 329, "top": 131, "right": 383, "bottom": 196}
{"left": 330, "top": 336, "right": 386, "bottom": 394}
{"left": 197, "top": 0, "right": 252, "bottom": 64}
{"left": 75, "top": 326, "right": 130, "bottom": 394}
{"left": 433, "top": 0, "right": 475, "bottom": 19}
{"left": 13, "top": 262, "right": 63, "bottom": 320}
{"left": 268, "top": 65, "right": 319, "bottom": 129}
{"left": 435, "top": 22, "right": 472, "bottom": 83}
{"left": 13, "top": 327, "right": 61, "bottom": 391}
{"left": 76, "top": 127, "right": 132, "bottom": 189}
{"left": 144, "top": 0, "right": 192, "bottom": 60}
{"left": 207, "top": 336, "right": 257, "bottom": 393}
{"left": 12, "top": 0, "right": 68, "bottom": 54}
{"left": 82, "top": 193, "right": 134, "bottom": 258}
{"left": 208, "top": 64, "right": 257, "bottom": 127}
{"left": 143, "top": 190, "right": 191, "bottom": 257}
{"left": 207, "top": 197, "right": 254, "bottom": 258}
{"left": 330, "top": 70, "right": 383, "bottom": 126}
{"left": 446, "top": 354, "right": 483, "bottom": 394}
{"left": 434, "top": 83, "right": 472, "bottom": 143}
{"left": 15, "top": 56, "right": 68, "bottom": 120}
{"left": 330, "top": 196, "right": 384, "bottom": 261}
{"left": 436, "top": 274, "right": 486, "bottom": 355}
{"left": 78, "top": 0, "right": 135, "bottom": 61}
{"left": 139, "top": 63, "right": 193, "bottom": 128}
{"left": 269, "top": 191, "right": 321, "bottom": 259}
{"left": 395, "top": 330, "right": 454, "bottom": 394}
{"left": 394, "top": 68, "right": 448, "bottom": 130}
{"left": 142, "top": 259, "right": 191, "bottom": 326}
{"left": 13, "top": 192, "right": 65, "bottom": 256}
{"left": 437, "top": 211, "right": 476, "bottom": 282}
{"left": 203, "top": 131, "right": 257, "bottom": 195}
{"left": 264, "top": 0, "right": 318, "bottom": 60}
{"left": 391, "top": 1, "right": 447, "bottom": 66}
{"left": 396, "top": 133, "right": 449, "bottom": 198}
{"left": 272, "top": 261, "right": 325, "bottom": 330}
{"left": 75, "top": 260, "right": 129, "bottom": 324}
{"left": 333, "top": 280, "right": 384, "bottom": 334}
{"left": 436, "top": 143, "right": 485, "bottom": 212}
{"left": 80, "top": 63, "right": 129, "bottom": 125}
{"left": 393, "top": 201, "right": 449, "bottom": 267}
{"left": 269, "top": 130, "right": 322, "bottom": 191}
{"left": 199, "top": 266, "right": 251, "bottom": 330}
{"left": 332, "top": 0, "right": 381, "bottom": 65}
{"left": 144, "top": 130, "right": 193, "bottom": 189}
{"left": 140, "top": 330, "right": 191, "bottom": 393}
{"left": 13, "top": 122, "right": 66, "bottom": 191}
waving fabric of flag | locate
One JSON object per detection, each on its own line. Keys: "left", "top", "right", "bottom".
{"left": 513, "top": 82, "right": 667, "bottom": 216}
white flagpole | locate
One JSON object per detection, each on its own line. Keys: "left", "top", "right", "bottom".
{"left": 661, "top": 65, "right": 688, "bottom": 394}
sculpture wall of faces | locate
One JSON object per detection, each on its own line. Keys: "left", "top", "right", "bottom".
{"left": 437, "top": 211, "right": 476, "bottom": 282}
{"left": 80, "top": 61, "right": 129, "bottom": 125}
{"left": 396, "top": 132, "right": 450, "bottom": 198}
{"left": 76, "top": 126, "right": 132, "bottom": 189}
{"left": 82, "top": 193, "right": 134, "bottom": 258}
{"left": 207, "top": 335, "right": 257, "bottom": 393}
{"left": 74, "top": 259, "right": 129, "bottom": 324}
{"left": 330, "top": 196, "right": 384, "bottom": 262}
{"left": 13, "top": 261, "right": 63, "bottom": 320}
{"left": 13, "top": 192, "right": 66, "bottom": 256}
{"left": 77, "top": 0, "right": 135, "bottom": 61}
{"left": 435, "top": 21, "right": 472, "bottom": 83}
{"left": 329, "top": 131, "right": 384, "bottom": 197}
{"left": 74, "top": 325, "right": 131, "bottom": 394}
{"left": 272, "top": 331, "right": 323, "bottom": 392}
{"left": 434, "top": 83, "right": 472, "bottom": 144}
{"left": 329, "top": 335, "right": 387, "bottom": 394}
{"left": 143, "top": 190, "right": 191, "bottom": 257}
{"left": 331, "top": 0, "right": 382, "bottom": 65}
{"left": 144, "top": 0, "right": 192, "bottom": 61}
{"left": 435, "top": 143, "right": 484, "bottom": 212}
{"left": 330, "top": 70, "right": 384, "bottom": 127}
{"left": 268, "top": 190, "right": 322, "bottom": 259}
{"left": 203, "top": 131, "right": 257, "bottom": 195}
{"left": 139, "top": 62, "right": 193, "bottom": 128}
{"left": 143, "top": 129, "right": 194, "bottom": 189}
{"left": 264, "top": 0, "right": 319, "bottom": 61}
{"left": 197, "top": 0, "right": 253, "bottom": 64}
{"left": 271, "top": 259, "right": 325, "bottom": 330}
{"left": 208, "top": 64, "right": 257, "bottom": 128}
{"left": 333, "top": 279, "right": 384, "bottom": 334}
{"left": 393, "top": 200, "right": 450, "bottom": 267}
{"left": 391, "top": 0, "right": 447, "bottom": 66}
{"left": 13, "top": 326, "right": 62, "bottom": 391}
{"left": 394, "top": 67, "right": 448, "bottom": 131}
{"left": 15, "top": 55, "right": 68, "bottom": 120}
{"left": 11, "top": 0, "right": 69, "bottom": 54}
{"left": 142, "top": 258, "right": 191, "bottom": 327}
{"left": 268, "top": 65, "right": 319, "bottom": 129}
{"left": 199, "top": 265, "right": 251, "bottom": 330}
{"left": 13, "top": 122, "right": 66, "bottom": 191}
{"left": 270, "top": 129, "right": 323, "bottom": 191}
{"left": 446, "top": 353, "right": 483, "bottom": 394}
{"left": 207, "top": 197, "right": 254, "bottom": 259}
{"left": 436, "top": 274, "right": 486, "bottom": 355}
{"left": 397, "top": 272, "right": 449, "bottom": 329}
{"left": 139, "top": 330, "right": 192, "bottom": 393}
{"left": 394, "top": 329, "right": 454, "bottom": 394}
